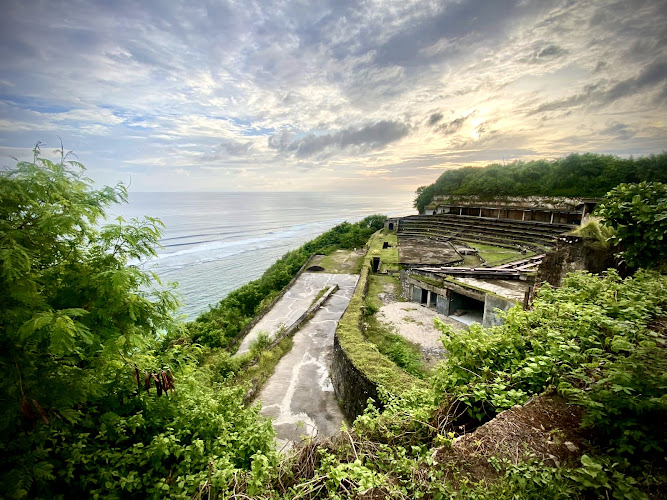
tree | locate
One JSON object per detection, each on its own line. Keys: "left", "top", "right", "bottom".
{"left": 0, "top": 145, "right": 178, "bottom": 428}
{"left": 595, "top": 182, "right": 667, "bottom": 269}
{"left": 0, "top": 146, "right": 277, "bottom": 498}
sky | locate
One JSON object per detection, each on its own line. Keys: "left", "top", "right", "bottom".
{"left": 0, "top": 0, "right": 665, "bottom": 194}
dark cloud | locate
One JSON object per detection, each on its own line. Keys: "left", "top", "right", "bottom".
{"left": 600, "top": 122, "right": 637, "bottom": 141}
{"left": 605, "top": 59, "right": 667, "bottom": 103}
{"left": 372, "top": 0, "right": 556, "bottom": 67}
{"left": 438, "top": 116, "right": 467, "bottom": 135}
{"left": 523, "top": 43, "right": 568, "bottom": 63}
{"left": 436, "top": 112, "right": 475, "bottom": 135}
{"left": 268, "top": 121, "right": 410, "bottom": 158}
{"left": 428, "top": 112, "right": 443, "bottom": 126}
{"left": 532, "top": 58, "right": 667, "bottom": 114}
{"left": 202, "top": 139, "right": 253, "bottom": 160}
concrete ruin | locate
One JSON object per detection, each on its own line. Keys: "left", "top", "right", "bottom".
{"left": 387, "top": 197, "right": 599, "bottom": 327}
{"left": 402, "top": 268, "right": 532, "bottom": 327}
{"left": 421, "top": 195, "right": 600, "bottom": 225}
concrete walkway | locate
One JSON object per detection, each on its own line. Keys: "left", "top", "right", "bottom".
{"left": 238, "top": 272, "right": 357, "bottom": 355}
{"left": 255, "top": 272, "right": 358, "bottom": 450}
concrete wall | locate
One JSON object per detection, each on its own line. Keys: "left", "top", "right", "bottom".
{"left": 331, "top": 334, "right": 382, "bottom": 422}
{"left": 436, "top": 293, "right": 450, "bottom": 315}
{"left": 537, "top": 235, "right": 615, "bottom": 287}
{"left": 230, "top": 254, "right": 317, "bottom": 352}
{"left": 402, "top": 272, "right": 519, "bottom": 327}
{"left": 482, "top": 294, "right": 516, "bottom": 327}
{"left": 384, "top": 218, "right": 399, "bottom": 231}
{"left": 449, "top": 290, "right": 466, "bottom": 315}
{"left": 411, "top": 285, "right": 422, "bottom": 302}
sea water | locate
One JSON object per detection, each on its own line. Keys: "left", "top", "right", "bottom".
{"left": 110, "top": 191, "right": 414, "bottom": 319}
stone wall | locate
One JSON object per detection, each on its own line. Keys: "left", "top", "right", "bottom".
{"left": 536, "top": 235, "right": 614, "bottom": 287}
{"left": 482, "top": 294, "right": 516, "bottom": 327}
{"left": 331, "top": 334, "right": 382, "bottom": 422}
{"left": 332, "top": 260, "right": 425, "bottom": 422}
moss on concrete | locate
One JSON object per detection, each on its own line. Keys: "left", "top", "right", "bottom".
{"left": 462, "top": 241, "right": 534, "bottom": 266}
{"left": 335, "top": 233, "right": 427, "bottom": 395}
{"left": 367, "top": 230, "right": 400, "bottom": 271}
{"left": 313, "top": 249, "right": 364, "bottom": 274}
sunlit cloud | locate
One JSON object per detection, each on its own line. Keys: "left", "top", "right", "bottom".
{"left": 0, "top": 0, "right": 664, "bottom": 193}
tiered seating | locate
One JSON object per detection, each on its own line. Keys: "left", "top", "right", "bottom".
{"left": 397, "top": 214, "right": 572, "bottom": 252}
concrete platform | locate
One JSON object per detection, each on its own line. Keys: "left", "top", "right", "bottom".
{"left": 398, "top": 236, "right": 462, "bottom": 266}
{"left": 237, "top": 272, "right": 357, "bottom": 355}
{"left": 254, "top": 273, "right": 359, "bottom": 450}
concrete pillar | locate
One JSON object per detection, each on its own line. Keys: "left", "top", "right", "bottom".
{"left": 479, "top": 208, "right": 482, "bottom": 217}
{"left": 522, "top": 211, "right": 526, "bottom": 221}
{"left": 411, "top": 286, "right": 422, "bottom": 303}
{"left": 436, "top": 294, "right": 450, "bottom": 315}
{"left": 550, "top": 212, "right": 554, "bottom": 224}
{"left": 459, "top": 207, "right": 463, "bottom": 215}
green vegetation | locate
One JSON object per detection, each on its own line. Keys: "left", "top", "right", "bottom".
{"left": 462, "top": 241, "right": 533, "bottom": 266}
{"left": 367, "top": 229, "right": 399, "bottom": 271}
{"left": 362, "top": 317, "right": 427, "bottom": 378}
{"left": 415, "top": 152, "right": 667, "bottom": 213}
{"left": 0, "top": 150, "right": 278, "bottom": 498}
{"left": 4, "top": 145, "right": 665, "bottom": 499}
{"left": 309, "top": 287, "right": 330, "bottom": 308}
{"left": 570, "top": 217, "right": 615, "bottom": 249}
{"left": 596, "top": 181, "right": 667, "bottom": 269}
{"left": 186, "top": 214, "right": 386, "bottom": 349}
{"left": 363, "top": 274, "right": 427, "bottom": 377}
{"left": 236, "top": 336, "right": 295, "bottom": 401}
{"left": 240, "top": 269, "right": 666, "bottom": 499}
{"left": 335, "top": 263, "right": 427, "bottom": 395}
{"left": 313, "top": 249, "right": 364, "bottom": 273}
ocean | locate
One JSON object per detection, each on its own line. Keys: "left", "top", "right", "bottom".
{"left": 110, "top": 191, "right": 414, "bottom": 319}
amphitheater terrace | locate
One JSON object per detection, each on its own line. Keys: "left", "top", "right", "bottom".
{"left": 383, "top": 196, "right": 600, "bottom": 327}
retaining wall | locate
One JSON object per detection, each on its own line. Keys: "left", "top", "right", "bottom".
{"left": 331, "top": 334, "right": 382, "bottom": 421}
{"left": 230, "top": 254, "right": 317, "bottom": 352}
{"left": 536, "top": 235, "right": 614, "bottom": 287}
{"left": 331, "top": 239, "right": 425, "bottom": 422}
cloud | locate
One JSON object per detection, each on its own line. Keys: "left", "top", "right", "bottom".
{"left": 435, "top": 112, "right": 476, "bottom": 136}
{"left": 371, "top": 0, "right": 556, "bottom": 67}
{"left": 268, "top": 121, "right": 410, "bottom": 158}
{"left": 532, "top": 58, "right": 667, "bottom": 114}
{"left": 428, "top": 112, "right": 443, "bottom": 126}
{"left": 600, "top": 122, "right": 637, "bottom": 141}
{"left": 202, "top": 139, "right": 253, "bottom": 160}
{"left": 0, "top": 0, "right": 665, "bottom": 192}
{"left": 522, "top": 43, "right": 568, "bottom": 64}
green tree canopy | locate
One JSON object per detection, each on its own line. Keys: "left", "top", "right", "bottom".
{"left": 595, "top": 181, "right": 667, "bottom": 269}
{"left": 414, "top": 152, "right": 667, "bottom": 213}
{"left": 0, "top": 147, "right": 278, "bottom": 498}
{"left": 0, "top": 146, "right": 178, "bottom": 430}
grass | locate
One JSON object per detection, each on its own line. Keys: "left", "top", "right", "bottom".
{"left": 237, "top": 336, "right": 295, "bottom": 401}
{"left": 336, "top": 266, "right": 425, "bottom": 394}
{"left": 367, "top": 230, "right": 400, "bottom": 271}
{"left": 309, "top": 287, "right": 329, "bottom": 308}
{"left": 462, "top": 241, "right": 534, "bottom": 266}
{"left": 335, "top": 232, "right": 430, "bottom": 394}
{"left": 365, "top": 273, "right": 401, "bottom": 311}
{"left": 463, "top": 253, "right": 483, "bottom": 267}
{"left": 569, "top": 217, "right": 614, "bottom": 250}
{"left": 314, "top": 249, "right": 364, "bottom": 274}
{"left": 363, "top": 314, "right": 428, "bottom": 378}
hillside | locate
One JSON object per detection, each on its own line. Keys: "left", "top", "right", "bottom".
{"left": 2, "top": 153, "right": 665, "bottom": 499}
{"left": 414, "top": 152, "right": 667, "bottom": 213}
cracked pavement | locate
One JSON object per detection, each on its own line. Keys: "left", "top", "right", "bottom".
{"left": 249, "top": 272, "right": 359, "bottom": 450}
